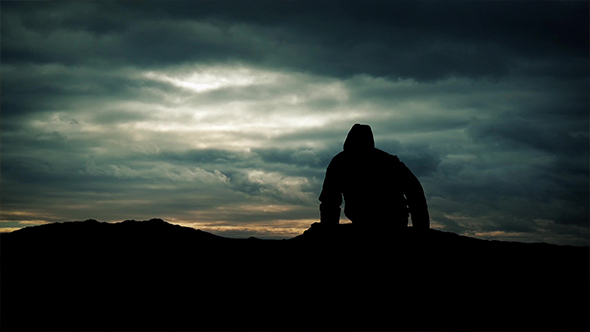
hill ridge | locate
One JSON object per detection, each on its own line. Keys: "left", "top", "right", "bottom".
{"left": 6, "top": 217, "right": 583, "bottom": 249}
{"left": 2, "top": 217, "right": 588, "bottom": 331}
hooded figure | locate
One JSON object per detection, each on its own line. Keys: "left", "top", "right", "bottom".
{"left": 319, "top": 124, "right": 430, "bottom": 229}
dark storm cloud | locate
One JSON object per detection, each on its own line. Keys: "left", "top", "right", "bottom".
{"left": 253, "top": 147, "right": 332, "bottom": 169}
{"left": 467, "top": 116, "right": 588, "bottom": 157}
{"left": 130, "top": 1, "right": 588, "bottom": 80}
{"left": 3, "top": 1, "right": 587, "bottom": 80}
{"left": 162, "top": 149, "right": 245, "bottom": 165}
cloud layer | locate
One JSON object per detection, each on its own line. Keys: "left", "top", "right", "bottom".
{"left": 1, "top": 1, "right": 588, "bottom": 244}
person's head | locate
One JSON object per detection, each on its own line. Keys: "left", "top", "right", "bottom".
{"left": 343, "top": 124, "right": 375, "bottom": 152}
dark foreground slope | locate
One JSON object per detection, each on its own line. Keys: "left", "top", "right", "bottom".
{"left": 1, "top": 219, "right": 588, "bottom": 331}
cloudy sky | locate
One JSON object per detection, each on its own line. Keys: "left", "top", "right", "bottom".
{"left": 1, "top": 1, "right": 588, "bottom": 245}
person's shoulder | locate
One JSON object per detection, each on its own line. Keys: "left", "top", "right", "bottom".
{"left": 374, "top": 148, "right": 401, "bottom": 163}
{"left": 332, "top": 151, "right": 347, "bottom": 160}
{"left": 328, "top": 151, "right": 347, "bottom": 166}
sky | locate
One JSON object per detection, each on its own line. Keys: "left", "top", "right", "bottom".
{"left": 1, "top": 1, "right": 588, "bottom": 245}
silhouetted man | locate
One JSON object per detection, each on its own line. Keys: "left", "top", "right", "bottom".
{"left": 319, "top": 124, "right": 430, "bottom": 230}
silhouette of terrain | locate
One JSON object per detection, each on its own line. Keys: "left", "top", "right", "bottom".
{"left": 1, "top": 219, "right": 588, "bottom": 331}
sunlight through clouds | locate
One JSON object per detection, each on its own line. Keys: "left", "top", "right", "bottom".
{"left": 114, "top": 64, "right": 355, "bottom": 151}
{"left": 143, "top": 66, "right": 284, "bottom": 93}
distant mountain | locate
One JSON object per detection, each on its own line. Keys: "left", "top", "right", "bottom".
{"left": 2, "top": 219, "right": 588, "bottom": 331}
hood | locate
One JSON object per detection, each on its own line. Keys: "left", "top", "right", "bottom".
{"left": 343, "top": 124, "right": 375, "bottom": 152}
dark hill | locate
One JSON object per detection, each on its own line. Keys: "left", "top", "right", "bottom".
{"left": 1, "top": 219, "right": 588, "bottom": 331}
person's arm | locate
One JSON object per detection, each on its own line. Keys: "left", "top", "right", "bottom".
{"left": 401, "top": 163, "right": 430, "bottom": 230}
{"left": 318, "top": 157, "right": 342, "bottom": 226}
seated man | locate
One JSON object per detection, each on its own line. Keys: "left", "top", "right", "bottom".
{"left": 319, "top": 124, "right": 430, "bottom": 230}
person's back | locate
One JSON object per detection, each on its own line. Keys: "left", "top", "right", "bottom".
{"left": 319, "top": 124, "right": 430, "bottom": 230}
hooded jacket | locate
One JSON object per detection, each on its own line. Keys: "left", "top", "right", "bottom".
{"left": 319, "top": 124, "right": 430, "bottom": 229}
